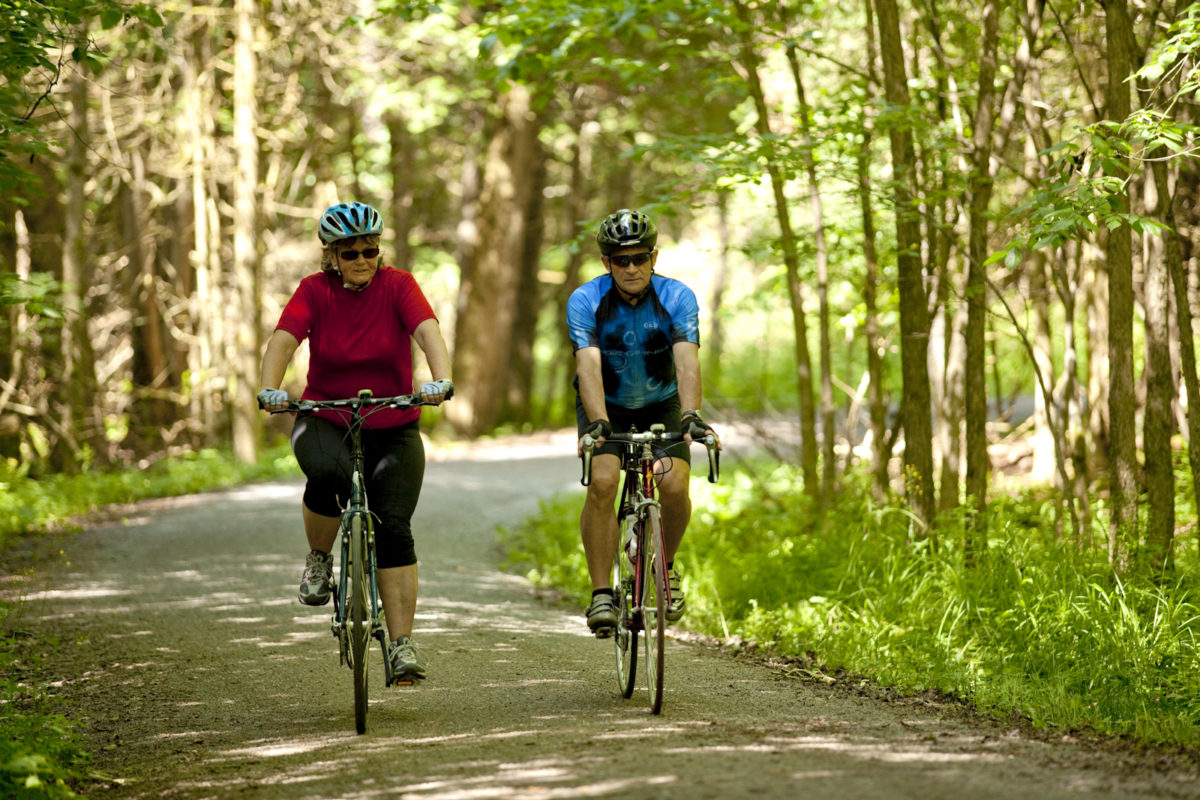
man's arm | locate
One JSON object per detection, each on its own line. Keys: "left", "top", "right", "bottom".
{"left": 672, "top": 341, "right": 702, "bottom": 414}
{"left": 576, "top": 346, "right": 608, "bottom": 423}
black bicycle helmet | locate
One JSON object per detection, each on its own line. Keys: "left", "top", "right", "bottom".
{"left": 596, "top": 209, "right": 657, "bottom": 255}
{"left": 318, "top": 202, "right": 384, "bottom": 244}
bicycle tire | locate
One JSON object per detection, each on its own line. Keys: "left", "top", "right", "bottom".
{"left": 349, "top": 513, "right": 370, "bottom": 734}
{"left": 612, "top": 536, "right": 638, "bottom": 699}
{"left": 641, "top": 504, "right": 667, "bottom": 714}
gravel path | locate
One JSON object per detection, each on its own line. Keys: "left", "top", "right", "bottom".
{"left": 5, "top": 433, "right": 1199, "bottom": 799}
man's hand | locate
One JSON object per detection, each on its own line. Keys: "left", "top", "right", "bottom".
{"left": 578, "top": 418, "right": 612, "bottom": 457}
{"left": 680, "top": 410, "right": 717, "bottom": 445}
{"left": 419, "top": 379, "right": 454, "bottom": 404}
{"left": 257, "top": 388, "right": 288, "bottom": 411}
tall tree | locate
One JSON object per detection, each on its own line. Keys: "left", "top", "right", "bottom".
{"left": 734, "top": 0, "right": 820, "bottom": 495}
{"left": 1103, "top": 0, "right": 1138, "bottom": 569}
{"left": 875, "top": 0, "right": 936, "bottom": 529}
{"left": 784, "top": 38, "right": 837, "bottom": 499}
{"left": 231, "top": 0, "right": 263, "bottom": 463}
{"left": 964, "top": 0, "right": 1000, "bottom": 553}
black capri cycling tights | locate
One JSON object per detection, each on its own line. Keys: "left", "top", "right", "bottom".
{"left": 290, "top": 416, "right": 425, "bottom": 568}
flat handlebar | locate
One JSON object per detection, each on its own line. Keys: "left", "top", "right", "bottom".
{"left": 260, "top": 390, "right": 437, "bottom": 415}
{"left": 580, "top": 430, "right": 719, "bottom": 487}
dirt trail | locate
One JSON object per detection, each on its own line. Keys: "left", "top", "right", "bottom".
{"left": 5, "top": 433, "right": 1199, "bottom": 799}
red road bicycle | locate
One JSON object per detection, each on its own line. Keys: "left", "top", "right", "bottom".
{"left": 582, "top": 424, "right": 718, "bottom": 713}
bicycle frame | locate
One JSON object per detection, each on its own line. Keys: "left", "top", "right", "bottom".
{"left": 581, "top": 424, "right": 719, "bottom": 713}
{"left": 270, "top": 389, "right": 432, "bottom": 733}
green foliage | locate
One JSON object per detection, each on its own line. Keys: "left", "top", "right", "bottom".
{"left": 0, "top": 0, "right": 164, "bottom": 196}
{"left": 0, "top": 443, "right": 299, "bottom": 551}
{"left": 1, "top": 272, "right": 62, "bottom": 318}
{"left": 0, "top": 617, "right": 89, "bottom": 799}
{"left": 499, "top": 493, "right": 592, "bottom": 601}
{"left": 504, "top": 461, "right": 1200, "bottom": 749}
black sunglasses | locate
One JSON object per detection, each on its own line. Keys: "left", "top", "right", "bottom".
{"left": 608, "top": 251, "right": 655, "bottom": 268}
{"left": 339, "top": 247, "right": 380, "bottom": 260}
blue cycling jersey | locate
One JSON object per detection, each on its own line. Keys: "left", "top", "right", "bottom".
{"left": 566, "top": 274, "right": 700, "bottom": 408}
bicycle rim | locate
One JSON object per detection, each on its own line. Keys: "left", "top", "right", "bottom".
{"left": 642, "top": 505, "right": 666, "bottom": 714}
{"left": 612, "top": 544, "right": 638, "bottom": 698}
{"left": 349, "top": 514, "right": 370, "bottom": 734}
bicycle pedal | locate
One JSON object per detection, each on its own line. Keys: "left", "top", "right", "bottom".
{"left": 593, "top": 626, "right": 615, "bottom": 639}
{"left": 389, "top": 678, "right": 415, "bottom": 687}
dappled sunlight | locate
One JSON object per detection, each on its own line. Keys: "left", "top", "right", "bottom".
{"left": 22, "top": 584, "right": 131, "bottom": 601}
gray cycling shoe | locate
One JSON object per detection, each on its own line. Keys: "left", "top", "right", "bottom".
{"left": 587, "top": 593, "right": 617, "bottom": 637}
{"left": 666, "top": 567, "right": 686, "bottom": 622}
{"left": 388, "top": 636, "right": 427, "bottom": 682}
{"left": 297, "top": 550, "right": 334, "bottom": 606}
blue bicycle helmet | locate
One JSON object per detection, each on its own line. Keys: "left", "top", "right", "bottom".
{"left": 596, "top": 209, "right": 657, "bottom": 254}
{"left": 318, "top": 202, "right": 383, "bottom": 244}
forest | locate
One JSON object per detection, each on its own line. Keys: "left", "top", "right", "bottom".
{"left": 5, "top": 0, "right": 1199, "bottom": 571}
{"left": 6, "top": 0, "right": 1200, "bottom": 790}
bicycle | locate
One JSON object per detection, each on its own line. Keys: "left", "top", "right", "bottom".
{"left": 267, "top": 389, "right": 437, "bottom": 734}
{"left": 581, "top": 424, "right": 719, "bottom": 714}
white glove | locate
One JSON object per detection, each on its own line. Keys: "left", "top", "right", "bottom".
{"left": 419, "top": 379, "right": 454, "bottom": 400}
{"left": 257, "top": 388, "right": 288, "bottom": 408}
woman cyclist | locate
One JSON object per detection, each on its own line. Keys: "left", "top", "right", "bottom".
{"left": 257, "top": 201, "right": 452, "bottom": 682}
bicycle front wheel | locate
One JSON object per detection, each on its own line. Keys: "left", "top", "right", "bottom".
{"left": 612, "top": 536, "right": 638, "bottom": 699}
{"left": 641, "top": 504, "right": 667, "bottom": 714}
{"left": 348, "top": 513, "right": 371, "bottom": 734}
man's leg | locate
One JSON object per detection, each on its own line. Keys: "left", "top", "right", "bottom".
{"left": 656, "top": 457, "right": 692, "bottom": 562}
{"left": 580, "top": 454, "right": 621, "bottom": 590}
{"left": 581, "top": 454, "right": 621, "bottom": 634}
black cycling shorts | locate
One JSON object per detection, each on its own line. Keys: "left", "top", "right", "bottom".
{"left": 574, "top": 393, "right": 691, "bottom": 467}
{"left": 290, "top": 415, "right": 425, "bottom": 568}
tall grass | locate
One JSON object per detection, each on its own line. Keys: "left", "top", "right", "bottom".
{"left": 501, "top": 460, "right": 1200, "bottom": 751}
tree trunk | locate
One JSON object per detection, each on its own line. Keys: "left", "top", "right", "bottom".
{"left": 859, "top": 0, "right": 889, "bottom": 500}
{"left": 708, "top": 189, "right": 732, "bottom": 392}
{"left": 1157, "top": 155, "right": 1200, "bottom": 557}
{"left": 785, "top": 41, "right": 837, "bottom": 500}
{"left": 58, "top": 52, "right": 102, "bottom": 470}
{"left": 387, "top": 113, "right": 417, "bottom": 272}
{"left": 231, "top": 0, "right": 262, "bottom": 463}
{"left": 546, "top": 104, "right": 593, "bottom": 426}
{"left": 875, "top": 0, "right": 935, "bottom": 530}
{"left": 1143, "top": 155, "right": 1178, "bottom": 573}
{"left": 448, "top": 84, "right": 539, "bottom": 435}
{"left": 735, "top": 1, "right": 820, "bottom": 494}
{"left": 1104, "top": 0, "right": 1138, "bottom": 570}
{"left": 502, "top": 121, "right": 547, "bottom": 425}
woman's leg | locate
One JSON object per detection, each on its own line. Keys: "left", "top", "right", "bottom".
{"left": 365, "top": 423, "right": 425, "bottom": 643}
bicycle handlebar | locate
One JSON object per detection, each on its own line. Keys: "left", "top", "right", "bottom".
{"left": 580, "top": 430, "right": 719, "bottom": 487}
{"left": 260, "top": 390, "right": 438, "bottom": 415}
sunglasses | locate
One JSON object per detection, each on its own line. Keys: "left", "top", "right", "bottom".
{"left": 608, "top": 251, "right": 655, "bottom": 268}
{"left": 339, "top": 247, "right": 380, "bottom": 260}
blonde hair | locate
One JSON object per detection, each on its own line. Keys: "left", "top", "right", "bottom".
{"left": 321, "top": 234, "right": 383, "bottom": 275}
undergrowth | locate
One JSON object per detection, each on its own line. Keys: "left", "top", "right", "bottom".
{"left": 500, "top": 459, "right": 1200, "bottom": 752}
{"left": 0, "top": 441, "right": 300, "bottom": 798}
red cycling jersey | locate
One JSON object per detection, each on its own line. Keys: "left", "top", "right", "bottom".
{"left": 275, "top": 266, "right": 437, "bottom": 428}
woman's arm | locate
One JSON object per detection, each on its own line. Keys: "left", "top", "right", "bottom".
{"left": 412, "top": 318, "right": 452, "bottom": 383}
{"left": 259, "top": 329, "right": 301, "bottom": 389}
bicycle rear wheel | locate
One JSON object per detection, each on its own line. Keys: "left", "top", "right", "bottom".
{"left": 612, "top": 538, "right": 638, "bottom": 698}
{"left": 348, "top": 513, "right": 370, "bottom": 734}
{"left": 641, "top": 504, "right": 667, "bottom": 714}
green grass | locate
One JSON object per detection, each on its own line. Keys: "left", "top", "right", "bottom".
{"left": 500, "top": 459, "right": 1200, "bottom": 753}
{"left": 0, "top": 441, "right": 301, "bottom": 798}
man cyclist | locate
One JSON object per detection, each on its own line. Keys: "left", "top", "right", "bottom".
{"left": 567, "top": 208, "right": 720, "bottom": 637}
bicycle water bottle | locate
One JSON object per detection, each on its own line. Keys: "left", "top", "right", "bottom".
{"left": 621, "top": 511, "right": 638, "bottom": 567}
